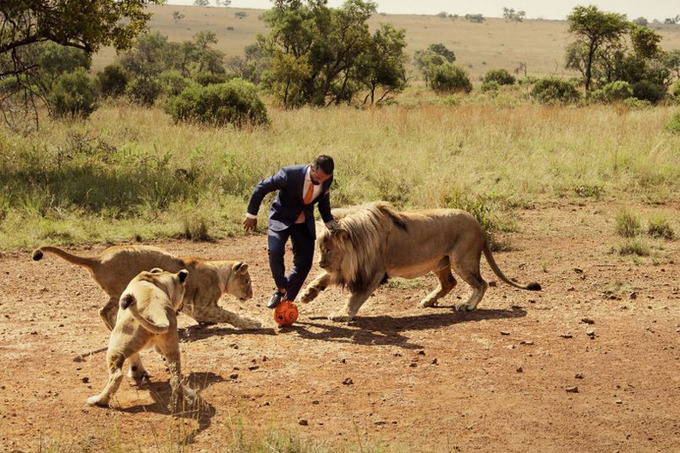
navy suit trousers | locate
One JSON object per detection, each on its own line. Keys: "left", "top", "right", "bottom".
{"left": 267, "top": 223, "right": 315, "bottom": 301}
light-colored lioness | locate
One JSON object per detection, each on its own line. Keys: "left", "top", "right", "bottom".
{"left": 87, "top": 268, "right": 195, "bottom": 410}
{"left": 300, "top": 202, "right": 541, "bottom": 322}
{"left": 32, "top": 245, "right": 259, "bottom": 332}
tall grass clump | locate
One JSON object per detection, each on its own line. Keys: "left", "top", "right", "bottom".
{"left": 615, "top": 208, "right": 641, "bottom": 238}
{"left": 647, "top": 215, "right": 675, "bottom": 240}
{"left": 613, "top": 238, "right": 650, "bottom": 256}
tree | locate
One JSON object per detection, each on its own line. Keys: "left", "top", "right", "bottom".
{"left": 172, "top": 11, "right": 186, "bottom": 23}
{"left": 567, "top": 5, "right": 629, "bottom": 92}
{"left": 194, "top": 0, "right": 209, "bottom": 6}
{"left": 502, "top": 8, "right": 526, "bottom": 23}
{"left": 0, "top": 0, "right": 161, "bottom": 127}
{"left": 259, "top": 0, "right": 378, "bottom": 107}
{"left": 414, "top": 43, "right": 455, "bottom": 86}
{"left": 353, "top": 23, "right": 407, "bottom": 105}
{"left": 664, "top": 15, "right": 680, "bottom": 25}
{"left": 633, "top": 17, "right": 648, "bottom": 27}
{"left": 464, "top": 14, "right": 485, "bottom": 23}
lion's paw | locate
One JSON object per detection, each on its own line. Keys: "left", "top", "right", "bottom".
{"left": 234, "top": 317, "right": 262, "bottom": 330}
{"left": 86, "top": 395, "right": 108, "bottom": 407}
{"left": 328, "top": 311, "right": 351, "bottom": 322}
{"left": 128, "top": 365, "right": 150, "bottom": 381}
{"left": 419, "top": 299, "right": 437, "bottom": 308}
{"left": 454, "top": 303, "right": 474, "bottom": 312}
{"left": 299, "top": 287, "right": 319, "bottom": 304}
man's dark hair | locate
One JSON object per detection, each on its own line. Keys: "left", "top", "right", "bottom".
{"left": 313, "top": 155, "right": 334, "bottom": 174}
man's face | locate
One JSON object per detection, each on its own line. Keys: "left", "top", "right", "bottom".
{"left": 310, "top": 165, "right": 331, "bottom": 185}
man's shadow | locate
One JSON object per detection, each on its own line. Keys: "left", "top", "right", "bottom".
{"left": 287, "top": 307, "right": 527, "bottom": 350}
{"left": 117, "top": 371, "right": 224, "bottom": 445}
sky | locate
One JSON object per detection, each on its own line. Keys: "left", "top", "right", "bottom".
{"left": 166, "top": 0, "right": 680, "bottom": 21}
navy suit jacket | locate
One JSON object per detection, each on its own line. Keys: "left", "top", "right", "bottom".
{"left": 247, "top": 165, "right": 334, "bottom": 239}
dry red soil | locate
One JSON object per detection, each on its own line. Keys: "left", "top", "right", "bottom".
{"left": 1, "top": 202, "right": 679, "bottom": 452}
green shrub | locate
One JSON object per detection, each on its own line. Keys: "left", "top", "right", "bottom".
{"left": 97, "top": 64, "right": 128, "bottom": 98}
{"left": 194, "top": 72, "right": 229, "bottom": 86}
{"left": 483, "top": 68, "right": 516, "bottom": 85}
{"left": 166, "top": 78, "right": 269, "bottom": 127}
{"left": 157, "top": 70, "right": 193, "bottom": 97}
{"left": 632, "top": 80, "right": 666, "bottom": 104}
{"left": 671, "top": 79, "right": 680, "bottom": 100}
{"left": 481, "top": 80, "right": 500, "bottom": 93}
{"left": 126, "top": 77, "right": 162, "bottom": 106}
{"left": 530, "top": 77, "right": 580, "bottom": 104}
{"left": 615, "top": 208, "right": 642, "bottom": 238}
{"left": 49, "top": 68, "right": 98, "bottom": 118}
{"left": 429, "top": 63, "right": 472, "bottom": 94}
{"left": 594, "top": 81, "right": 633, "bottom": 102}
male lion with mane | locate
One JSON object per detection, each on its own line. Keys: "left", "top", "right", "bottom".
{"left": 32, "top": 245, "right": 259, "bottom": 333}
{"left": 300, "top": 202, "right": 541, "bottom": 322}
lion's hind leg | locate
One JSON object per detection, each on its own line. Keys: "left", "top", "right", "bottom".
{"left": 450, "top": 251, "right": 487, "bottom": 312}
{"left": 127, "top": 353, "right": 149, "bottom": 381}
{"left": 156, "top": 331, "right": 196, "bottom": 413}
{"left": 87, "top": 352, "right": 125, "bottom": 407}
{"left": 420, "top": 263, "right": 457, "bottom": 308}
{"left": 98, "top": 296, "right": 120, "bottom": 331}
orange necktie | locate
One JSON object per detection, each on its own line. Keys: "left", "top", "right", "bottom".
{"left": 296, "top": 182, "right": 315, "bottom": 223}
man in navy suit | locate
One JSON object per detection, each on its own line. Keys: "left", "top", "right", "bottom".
{"left": 244, "top": 155, "right": 338, "bottom": 308}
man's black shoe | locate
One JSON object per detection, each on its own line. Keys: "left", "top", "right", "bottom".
{"left": 267, "top": 291, "right": 285, "bottom": 309}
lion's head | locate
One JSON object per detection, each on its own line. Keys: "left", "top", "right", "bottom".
{"left": 227, "top": 262, "right": 253, "bottom": 301}
{"left": 317, "top": 202, "right": 406, "bottom": 292}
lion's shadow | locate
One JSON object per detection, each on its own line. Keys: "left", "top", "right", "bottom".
{"left": 178, "top": 324, "right": 277, "bottom": 342}
{"left": 117, "top": 371, "right": 223, "bottom": 445}
{"left": 290, "top": 307, "right": 527, "bottom": 350}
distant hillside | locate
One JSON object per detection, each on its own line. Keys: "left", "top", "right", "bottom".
{"left": 92, "top": 5, "right": 680, "bottom": 80}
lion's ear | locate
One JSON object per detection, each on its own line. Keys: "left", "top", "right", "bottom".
{"left": 234, "top": 262, "right": 249, "bottom": 273}
{"left": 334, "top": 228, "right": 350, "bottom": 241}
{"left": 150, "top": 268, "right": 164, "bottom": 274}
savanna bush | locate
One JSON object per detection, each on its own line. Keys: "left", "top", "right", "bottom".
{"left": 97, "top": 64, "right": 128, "bottom": 98}
{"left": 632, "top": 80, "right": 666, "bottom": 104}
{"left": 530, "top": 77, "right": 580, "bottom": 104}
{"left": 429, "top": 63, "right": 472, "bottom": 94}
{"left": 157, "top": 70, "right": 194, "bottom": 97}
{"left": 590, "top": 81, "right": 633, "bottom": 103}
{"left": 49, "top": 68, "right": 98, "bottom": 118}
{"left": 481, "top": 80, "right": 500, "bottom": 93}
{"left": 166, "top": 78, "right": 268, "bottom": 127}
{"left": 671, "top": 79, "right": 680, "bottom": 100}
{"left": 483, "top": 68, "right": 516, "bottom": 85}
{"left": 126, "top": 77, "right": 162, "bottom": 106}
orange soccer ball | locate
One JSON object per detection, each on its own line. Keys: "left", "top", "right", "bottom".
{"left": 274, "top": 300, "right": 298, "bottom": 326}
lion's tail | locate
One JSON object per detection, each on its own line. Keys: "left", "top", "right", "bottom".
{"left": 120, "top": 294, "right": 170, "bottom": 335}
{"left": 31, "top": 246, "right": 97, "bottom": 269}
{"left": 482, "top": 241, "right": 542, "bottom": 291}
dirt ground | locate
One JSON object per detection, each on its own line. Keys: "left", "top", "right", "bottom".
{"left": 1, "top": 201, "right": 680, "bottom": 452}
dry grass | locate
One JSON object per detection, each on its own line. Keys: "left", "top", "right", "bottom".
{"left": 2, "top": 97, "right": 680, "bottom": 250}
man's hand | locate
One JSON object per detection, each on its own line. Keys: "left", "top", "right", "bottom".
{"left": 325, "top": 219, "right": 340, "bottom": 231}
{"left": 243, "top": 217, "right": 257, "bottom": 232}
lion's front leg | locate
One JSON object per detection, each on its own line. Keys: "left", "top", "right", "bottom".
{"left": 329, "top": 275, "right": 383, "bottom": 322}
{"left": 299, "top": 271, "right": 333, "bottom": 304}
{"left": 191, "top": 305, "right": 262, "bottom": 329}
